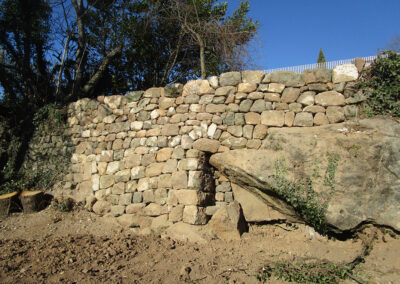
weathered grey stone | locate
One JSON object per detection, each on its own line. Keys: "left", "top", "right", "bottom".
{"left": 263, "top": 71, "right": 305, "bottom": 87}
{"left": 293, "top": 112, "right": 313, "bottom": 127}
{"left": 100, "top": 175, "right": 115, "bottom": 189}
{"left": 216, "top": 182, "right": 232, "bottom": 192}
{"left": 242, "top": 125, "right": 253, "bottom": 139}
{"left": 326, "top": 106, "right": 345, "bottom": 123}
{"left": 261, "top": 110, "right": 285, "bottom": 127}
{"left": 332, "top": 64, "right": 358, "bottom": 83}
{"left": 227, "top": 125, "right": 243, "bottom": 137}
{"left": 206, "top": 201, "right": 247, "bottom": 241}
{"left": 234, "top": 113, "right": 245, "bottom": 125}
{"left": 125, "top": 91, "right": 144, "bottom": 102}
{"left": 132, "top": 192, "right": 143, "bottom": 203}
{"left": 184, "top": 94, "right": 200, "bottom": 104}
{"left": 302, "top": 69, "right": 332, "bottom": 84}
{"left": 110, "top": 205, "right": 125, "bottom": 217}
{"left": 345, "top": 91, "right": 367, "bottom": 104}
{"left": 131, "top": 166, "right": 145, "bottom": 180}
{"left": 241, "top": 70, "right": 265, "bottom": 84}
{"left": 223, "top": 112, "right": 235, "bottom": 126}
{"left": 219, "top": 71, "right": 241, "bottom": 86}
{"left": 315, "top": 91, "right": 345, "bottom": 106}
{"left": 250, "top": 99, "right": 266, "bottom": 113}
{"left": 239, "top": 99, "right": 253, "bottom": 112}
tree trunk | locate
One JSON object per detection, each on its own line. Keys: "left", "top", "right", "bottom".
{"left": 0, "top": 192, "right": 19, "bottom": 216}
{"left": 19, "top": 190, "right": 45, "bottom": 213}
{"left": 199, "top": 38, "right": 206, "bottom": 79}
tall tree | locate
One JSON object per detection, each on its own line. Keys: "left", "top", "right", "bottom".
{"left": 170, "top": 0, "right": 258, "bottom": 79}
{"left": 317, "top": 48, "right": 326, "bottom": 65}
{"left": 0, "top": 0, "right": 54, "bottom": 183}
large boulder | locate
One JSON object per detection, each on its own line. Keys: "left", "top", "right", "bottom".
{"left": 209, "top": 119, "right": 400, "bottom": 233}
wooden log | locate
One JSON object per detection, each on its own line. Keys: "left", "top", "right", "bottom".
{"left": 19, "top": 190, "right": 45, "bottom": 213}
{"left": 0, "top": 192, "right": 19, "bottom": 216}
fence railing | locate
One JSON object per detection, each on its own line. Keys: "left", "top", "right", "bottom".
{"left": 264, "top": 55, "right": 379, "bottom": 74}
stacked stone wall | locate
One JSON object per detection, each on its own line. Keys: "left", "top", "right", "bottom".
{"left": 30, "top": 63, "right": 367, "bottom": 231}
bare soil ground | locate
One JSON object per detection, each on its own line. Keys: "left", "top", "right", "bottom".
{"left": 0, "top": 206, "right": 399, "bottom": 284}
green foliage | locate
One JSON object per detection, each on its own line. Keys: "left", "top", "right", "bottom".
{"left": 317, "top": 48, "right": 327, "bottom": 63}
{"left": 358, "top": 50, "right": 400, "bottom": 117}
{"left": 272, "top": 153, "right": 339, "bottom": 233}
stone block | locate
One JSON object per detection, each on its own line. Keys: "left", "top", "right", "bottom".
{"left": 143, "top": 203, "right": 168, "bottom": 216}
{"left": 131, "top": 166, "right": 145, "bottom": 179}
{"left": 239, "top": 99, "right": 253, "bottom": 112}
{"left": 227, "top": 125, "right": 243, "bottom": 137}
{"left": 244, "top": 112, "right": 261, "bottom": 125}
{"left": 285, "top": 111, "right": 295, "bottom": 127}
{"left": 145, "top": 162, "right": 164, "bottom": 177}
{"left": 326, "top": 106, "right": 345, "bottom": 123}
{"left": 241, "top": 70, "right": 265, "bottom": 84}
{"left": 132, "top": 192, "right": 143, "bottom": 203}
{"left": 314, "top": 113, "right": 329, "bottom": 125}
{"left": 332, "top": 64, "right": 358, "bottom": 83}
{"left": 171, "top": 171, "right": 188, "bottom": 189}
{"left": 161, "top": 124, "right": 179, "bottom": 136}
{"left": 183, "top": 206, "right": 208, "bottom": 225}
{"left": 169, "top": 205, "right": 184, "bottom": 222}
{"left": 242, "top": 125, "right": 253, "bottom": 140}
{"left": 281, "top": 87, "right": 301, "bottom": 103}
{"left": 253, "top": 124, "right": 268, "bottom": 139}
{"left": 263, "top": 71, "right": 305, "bottom": 87}
{"left": 293, "top": 112, "right": 313, "bottom": 127}
{"left": 267, "top": 82, "right": 285, "bottom": 93}
{"left": 261, "top": 110, "right": 285, "bottom": 127}
{"left": 302, "top": 69, "right": 332, "bottom": 84}
{"left": 219, "top": 71, "right": 241, "bottom": 86}
{"left": 264, "top": 92, "right": 280, "bottom": 102}
{"left": 143, "top": 190, "right": 155, "bottom": 203}
{"left": 315, "top": 91, "right": 345, "bottom": 106}
{"left": 237, "top": 83, "right": 257, "bottom": 93}
{"left": 192, "top": 138, "right": 220, "bottom": 153}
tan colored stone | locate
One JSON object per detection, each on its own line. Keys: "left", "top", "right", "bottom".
{"left": 245, "top": 112, "right": 261, "bottom": 125}
{"left": 261, "top": 110, "right": 285, "bottom": 127}
{"left": 281, "top": 87, "right": 301, "bottom": 103}
{"left": 264, "top": 92, "right": 280, "bottom": 102}
{"left": 313, "top": 113, "right": 329, "bottom": 125}
{"left": 183, "top": 206, "right": 208, "bottom": 225}
{"left": 326, "top": 106, "right": 345, "bottom": 123}
{"left": 315, "top": 91, "right": 345, "bottom": 106}
{"left": 267, "top": 83, "right": 285, "bottom": 93}
{"left": 241, "top": 70, "right": 265, "bottom": 84}
{"left": 156, "top": 148, "right": 174, "bottom": 162}
{"left": 285, "top": 111, "right": 295, "bottom": 127}
{"left": 237, "top": 83, "right": 257, "bottom": 93}
{"left": 171, "top": 171, "right": 188, "bottom": 189}
{"left": 253, "top": 124, "right": 268, "bottom": 139}
{"left": 303, "top": 105, "right": 326, "bottom": 113}
{"left": 192, "top": 138, "right": 220, "bottom": 153}
{"left": 161, "top": 124, "right": 179, "bottom": 136}
{"left": 145, "top": 162, "right": 164, "bottom": 177}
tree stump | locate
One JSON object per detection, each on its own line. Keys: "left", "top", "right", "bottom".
{"left": 0, "top": 192, "right": 19, "bottom": 216}
{"left": 19, "top": 190, "right": 45, "bottom": 213}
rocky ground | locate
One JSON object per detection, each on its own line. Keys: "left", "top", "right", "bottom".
{"left": 0, "top": 206, "right": 399, "bottom": 284}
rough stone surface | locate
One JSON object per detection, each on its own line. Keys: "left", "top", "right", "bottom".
{"left": 264, "top": 71, "right": 305, "bottom": 87}
{"left": 261, "top": 111, "right": 285, "bottom": 127}
{"left": 192, "top": 138, "right": 220, "bottom": 153}
{"left": 332, "top": 64, "right": 359, "bottom": 83}
{"left": 293, "top": 112, "right": 313, "bottom": 127}
{"left": 315, "top": 91, "right": 345, "bottom": 106}
{"left": 210, "top": 119, "right": 400, "bottom": 233}
{"left": 302, "top": 69, "right": 332, "bottom": 84}
{"left": 241, "top": 70, "right": 265, "bottom": 84}
{"left": 206, "top": 201, "right": 247, "bottom": 241}
{"left": 219, "top": 72, "right": 241, "bottom": 86}
{"left": 162, "top": 222, "right": 208, "bottom": 244}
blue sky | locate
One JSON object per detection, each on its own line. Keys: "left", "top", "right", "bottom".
{"left": 226, "top": 0, "right": 400, "bottom": 70}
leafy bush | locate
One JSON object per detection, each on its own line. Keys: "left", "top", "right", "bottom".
{"left": 359, "top": 51, "right": 400, "bottom": 117}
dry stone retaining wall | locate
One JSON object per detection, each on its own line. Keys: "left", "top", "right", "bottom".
{"left": 41, "top": 63, "right": 366, "bottom": 231}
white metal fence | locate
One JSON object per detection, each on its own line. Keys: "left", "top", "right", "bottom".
{"left": 264, "top": 55, "right": 379, "bottom": 74}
